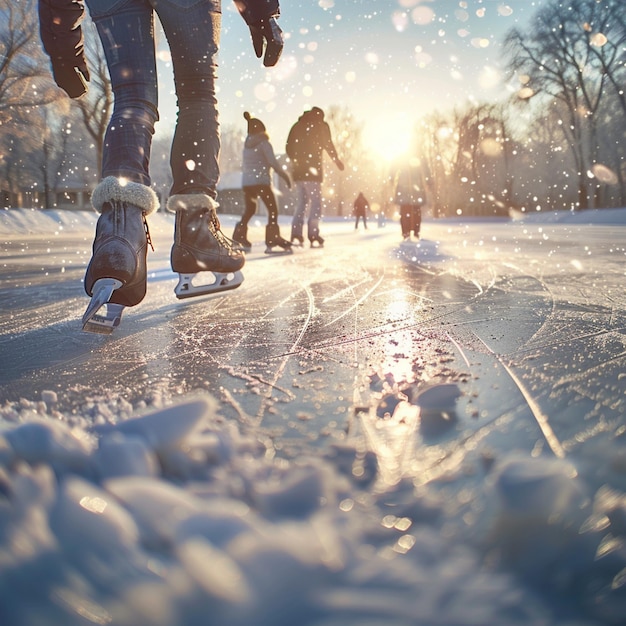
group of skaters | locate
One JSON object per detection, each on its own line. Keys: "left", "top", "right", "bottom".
{"left": 232, "top": 109, "right": 429, "bottom": 253}
{"left": 232, "top": 106, "right": 344, "bottom": 254}
{"left": 36, "top": 0, "right": 428, "bottom": 333}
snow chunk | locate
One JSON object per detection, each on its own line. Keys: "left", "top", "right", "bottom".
{"left": 101, "top": 394, "right": 216, "bottom": 451}
{"left": 49, "top": 476, "right": 140, "bottom": 556}
{"left": 6, "top": 419, "right": 93, "bottom": 471}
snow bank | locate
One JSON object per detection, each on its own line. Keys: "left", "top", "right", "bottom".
{"left": 3, "top": 206, "right": 626, "bottom": 239}
{"left": 510, "top": 206, "right": 626, "bottom": 225}
{"left": 1, "top": 392, "right": 626, "bottom": 625}
{"left": 0, "top": 208, "right": 175, "bottom": 237}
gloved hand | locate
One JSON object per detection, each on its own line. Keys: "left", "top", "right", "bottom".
{"left": 51, "top": 58, "right": 90, "bottom": 98}
{"left": 234, "top": 0, "right": 283, "bottom": 67}
{"left": 249, "top": 17, "right": 283, "bottom": 67}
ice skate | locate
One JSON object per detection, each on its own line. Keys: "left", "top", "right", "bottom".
{"left": 82, "top": 177, "right": 158, "bottom": 334}
{"left": 265, "top": 223, "right": 293, "bottom": 255}
{"left": 290, "top": 224, "right": 304, "bottom": 247}
{"left": 309, "top": 235, "right": 324, "bottom": 248}
{"left": 82, "top": 280, "right": 125, "bottom": 334}
{"left": 168, "top": 194, "right": 245, "bottom": 299}
{"left": 232, "top": 221, "right": 252, "bottom": 252}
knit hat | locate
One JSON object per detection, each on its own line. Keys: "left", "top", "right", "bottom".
{"left": 244, "top": 111, "right": 266, "bottom": 135}
{"left": 311, "top": 106, "right": 325, "bottom": 120}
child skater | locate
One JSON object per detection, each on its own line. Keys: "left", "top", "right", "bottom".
{"left": 233, "top": 112, "right": 292, "bottom": 254}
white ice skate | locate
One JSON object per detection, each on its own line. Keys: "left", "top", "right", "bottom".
{"left": 82, "top": 278, "right": 125, "bottom": 334}
{"left": 174, "top": 270, "right": 244, "bottom": 299}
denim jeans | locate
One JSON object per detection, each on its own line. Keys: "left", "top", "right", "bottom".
{"left": 291, "top": 181, "right": 322, "bottom": 241}
{"left": 85, "top": 0, "right": 221, "bottom": 198}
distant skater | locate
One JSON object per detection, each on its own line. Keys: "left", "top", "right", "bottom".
{"left": 353, "top": 192, "right": 369, "bottom": 230}
{"left": 394, "top": 160, "right": 429, "bottom": 240}
{"left": 285, "top": 107, "right": 344, "bottom": 247}
{"left": 233, "top": 112, "right": 292, "bottom": 254}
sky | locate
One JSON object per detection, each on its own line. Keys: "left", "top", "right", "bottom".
{"left": 154, "top": 0, "right": 548, "bottom": 161}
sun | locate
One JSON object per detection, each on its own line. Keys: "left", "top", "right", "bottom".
{"left": 363, "top": 112, "right": 413, "bottom": 162}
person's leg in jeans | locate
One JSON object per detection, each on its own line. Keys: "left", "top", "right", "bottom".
{"left": 83, "top": 0, "right": 160, "bottom": 322}
{"left": 413, "top": 204, "right": 422, "bottom": 239}
{"left": 306, "top": 181, "right": 323, "bottom": 244}
{"left": 156, "top": 0, "right": 243, "bottom": 280}
{"left": 291, "top": 181, "right": 308, "bottom": 244}
{"left": 156, "top": 0, "right": 221, "bottom": 198}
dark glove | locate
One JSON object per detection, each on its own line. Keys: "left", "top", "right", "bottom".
{"left": 234, "top": 0, "right": 283, "bottom": 67}
{"left": 51, "top": 59, "right": 90, "bottom": 98}
{"left": 38, "top": 0, "right": 90, "bottom": 98}
{"left": 249, "top": 17, "right": 283, "bottom": 67}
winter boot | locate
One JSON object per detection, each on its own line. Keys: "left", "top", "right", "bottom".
{"left": 82, "top": 177, "right": 159, "bottom": 332}
{"left": 167, "top": 194, "right": 245, "bottom": 298}
{"left": 232, "top": 221, "right": 252, "bottom": 252}
{"left": 265, "top": 223, "right": 293, "bottom": 254}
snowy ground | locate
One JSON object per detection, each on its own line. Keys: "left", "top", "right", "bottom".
{"left": 1, "top": 206, "right": 626, "bottom": 625}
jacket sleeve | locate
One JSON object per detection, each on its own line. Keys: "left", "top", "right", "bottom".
{"left": 261, "top": 140, "right": 282, "bottom": 174}
{"left": 233, "top": 0, "right": 280, "bottom": 26}
{"left": 39, "top": 0, "right": 85, "bottom": 65}
{"left": 38, "top": 0, "right": 89, "bottom": 98}
{"left": 321, "top": 123, "right": 340, "bottom": 162}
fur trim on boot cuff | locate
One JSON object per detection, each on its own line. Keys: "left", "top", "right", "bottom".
{"left": 166, "top": 193, "right": 219, "bottom": 213}
{"left": 91, "top": 177, "right": 159, "bottom": 215}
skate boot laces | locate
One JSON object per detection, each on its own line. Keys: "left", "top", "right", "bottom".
{"left": 209, "top": 213, "right": 238, "bottom": 253}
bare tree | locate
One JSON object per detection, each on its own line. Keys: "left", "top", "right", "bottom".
{"left": 504, "top": 0, "right": 626, "bottom": 209}
{"left": 73, "top": 18, "right": 113, "bottom": 174}
{"left": 414, "top": 112, "right": 458, "bottom": 217}
{"left": 219, "top": 123, "right": 245, "bottom": 175}
{"left": 0, "top": 0, "right": 59, "bottom": 124}
{"left": 414, "top": 104, "right": 514, "bottom": 217}
{"left": 325, "top": 105, "right": 365, "bottom": 216}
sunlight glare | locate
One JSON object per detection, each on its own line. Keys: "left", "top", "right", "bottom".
{"left": 364, "top": 113, "right": 413, "bottom": 162}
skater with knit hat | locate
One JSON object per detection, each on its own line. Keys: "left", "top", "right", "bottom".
{"left": 233, "top": 112, "right": 292, "bottom": 254}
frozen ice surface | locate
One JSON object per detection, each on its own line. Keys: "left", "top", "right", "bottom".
{"left": 2, "top": 208, "right": 626, "bottom": 624}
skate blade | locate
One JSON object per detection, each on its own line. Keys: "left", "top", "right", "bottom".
{"left": 264, "top": 246, "right": 293, "bottom": 255}
{"left": 174, "top": 270, "right": 244, "bottom": 299}
{"left": 82, "top": 278, "right": 124, "bottom": 334}
{"left": 82, "top": 303, "right": 125, "bottom": 334}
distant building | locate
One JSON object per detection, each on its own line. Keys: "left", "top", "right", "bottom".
{"left": 215, "top": 165, "right": 296, "bottom": 216}
{"left": 2, "top": 172, "right": 96, "bottom": 210}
